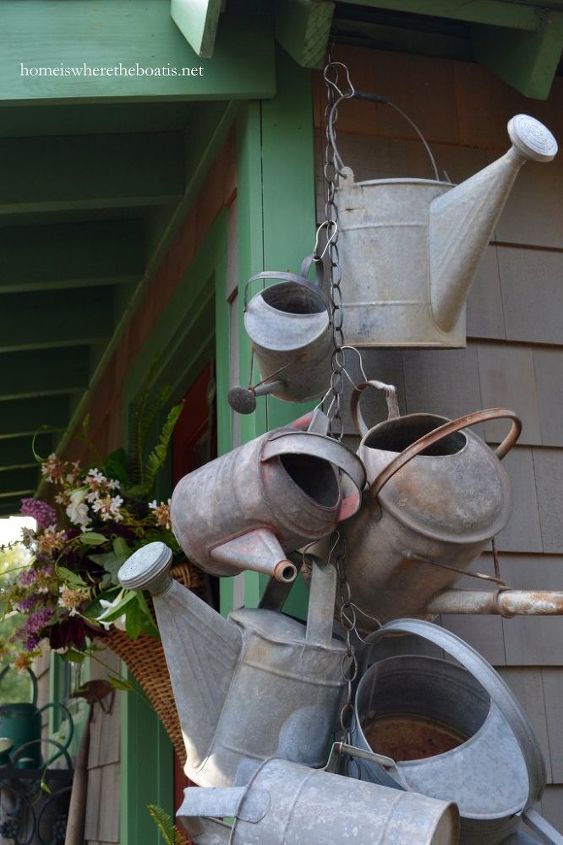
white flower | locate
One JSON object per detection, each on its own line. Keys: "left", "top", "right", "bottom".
{"left": 97, "top": 596, "right": 127, "bottom": 631}
{"left": 66, "top": 489, "right": 91, "bottom": 531}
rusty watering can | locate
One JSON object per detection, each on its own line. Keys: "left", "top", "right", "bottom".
{"left": 170, "top": 410, "right": 365, "bottom": 584}
{"left": 338, "top": 381, "right": 520, "bottom": 627}
{"left": 351, "top": 619, "right": 557, "bottom": 845}
{"left": 0, "top": 668, "right": 73, "bottom": 769}
{"left": 332, "top": 95, "right": 557, "bottom": 347}
{"left": 228, "top": 257, "right": 332, "bottom": 414}
{"left": 177, "top": 742, "right": 459, "bottom": 845}
{"left": 119, "top": 542, "right": 350, "bottom": 788}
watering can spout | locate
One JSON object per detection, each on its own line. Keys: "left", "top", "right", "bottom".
{"left": 430, "top": 114, "right": 557, "bottom": 333}
{"left": 118, "top": 543, "right": 243, "bottom": 778}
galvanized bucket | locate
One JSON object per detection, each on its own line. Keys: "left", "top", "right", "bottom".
{"left": 119, "top": 543, "right": 349, "bottom": 788}
{"left": 332, "top": 100, "right": 557, "bottom": 347}
{"left": 339, "top": 381, "right": 520, "bottom": 627}
{"left": 170, "top": 410, "right": 365, "bottom": 583}
{"left": 352, "top": 619, "right": 547, "bottom": 845}
{"left": 178, "top": 743, "right": 459, "bottom": 845}
{"left": 229, "top": 256, "right": 332, "bottom": 414}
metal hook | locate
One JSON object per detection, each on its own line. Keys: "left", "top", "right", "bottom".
{"left": 342, "top": 346, "right": 369, "bottom": 383}
{"left": 323, "top": 61, "right": 355, "bottom": 99}
{"left": 313, "top": 220, "right": 339, "bottom": 261}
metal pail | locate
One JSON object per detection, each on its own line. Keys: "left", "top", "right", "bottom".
{"left": 352, "top": 619, "right": 547, "bottom": 844}
{"left": 178, "top": 744, "right": 459, "bottom": 845}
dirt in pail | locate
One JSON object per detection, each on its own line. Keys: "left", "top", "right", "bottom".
{"left": 363, "top": 713, "right": 467, "bottom": 761}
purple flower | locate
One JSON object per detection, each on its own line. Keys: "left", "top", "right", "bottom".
{"left": 25, "top": 607, "right": 53, "bottom": 634}
{"left": 17, "top": 596, "right": 38, "bottom": 613}
{"left": 24, "top": 634, "right": 40, "bottom": 651}
{"left": 20, "top": 498, "right": 57, "bottom": 530}
{"left": 19, "top": 568, "right": 38, "bottom": 586}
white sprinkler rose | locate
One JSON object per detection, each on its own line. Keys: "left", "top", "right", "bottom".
{"left": 66, "top": 488, "right": 91, "bottom": 531}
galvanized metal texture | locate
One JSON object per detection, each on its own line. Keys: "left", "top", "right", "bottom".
{"left": 352, "top": 618, "right": 547, "bottom": 845}
{"left": 170, "top": 412, "right": 365, "bottom": 582}
{"left": 118, "top": 544, "right": 347, "bottom": 788}
{"left": 339, "top": 381, "right": 519, "bottom": 627}
{"left": 427, "top": 589, "right": 563, "bottom": 616}
{"left": 336, "top": 114, "right": 557, "bottom": 348}
{"left": 178, "top": 746, "right": 459, "bottom": 845}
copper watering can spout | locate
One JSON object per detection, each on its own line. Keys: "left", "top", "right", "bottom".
{"left": 429, "top": 115, "right": 558, "bottom": 333}
{"left": 119, "top": 543, "right": 350, "bottom": 788}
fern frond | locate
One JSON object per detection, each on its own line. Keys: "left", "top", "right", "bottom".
{"left": 147, "top": 803, "right": 187, "bottom": 845}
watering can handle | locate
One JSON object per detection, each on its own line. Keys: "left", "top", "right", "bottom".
{"left": 0, "top": 665, "right": 38, "bottom": 706}
{"left": 369, "top": 408, "right": 522, "bottom": 500}
{"left": 351, "top": 380, "right": 400, "bottom": 437}
{"left": 36, "top": 703, "right": 74, "bottom": 755}
{"left": 262, "top": 428, "right": 366, "bottom": 521}
{"left": 366, "top": 618, "right": 546, "bottom": 806}
{"left": 243, "top": 256, "right": 324, "bottom": 309}
{"left": 12, "top": 737, "right": 73, "bottom": 771}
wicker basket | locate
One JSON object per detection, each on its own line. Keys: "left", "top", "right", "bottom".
{"left": 107, "top": 561, "right": 206, "bottom": 764}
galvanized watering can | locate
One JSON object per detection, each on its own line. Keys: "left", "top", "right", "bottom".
{"left": 178, "top": 742, "right": 459, "bottom": 845}
{"left": 334, "top": 105, "right": 557, "bottom": 347}
{"left": 170, "top": 410, "right": 365, "bottom": 583}
{"left": 339, "top": 381, "right": 520, "bottom": 627}
{"left": 119, "top": 542, "right": 349, "bottom": 788}
{"left": 228, "top": 257, "right": 332, "bottom": 414}
{"left": 352, "top": 619, "right": 551, "bottom": 845}
{"left": 0, "top": 668, "right": 73, "bottom": 768}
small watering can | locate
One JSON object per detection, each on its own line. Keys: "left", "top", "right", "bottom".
{"left": 334, "top": 102, "right": 557, "bottom": 347}
{"left": 119, "top": 542, "right": 349, "bottom": 788}
{"left": 228, "top": 256, "right": 332, "bottom": 414}
{"left": 351, "top": 619, "right": 557, "bottom": 845}
{"left": 170, "top": 410, "right": 365, "bottom": 583}
{"left": 339, "top": 381, "right": 520, "bottom": 627}
{"left": 177, "top": 742, "right": 460, "bottom": 845}
{"left": 0, "top": 668, "right": 73, "bottom": 768}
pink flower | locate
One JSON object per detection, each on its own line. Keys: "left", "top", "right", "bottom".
{"left": 20, "top": 498, "right": 57, "bottom": 530}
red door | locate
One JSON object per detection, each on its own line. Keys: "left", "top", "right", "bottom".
{"left": 171, "top": 361, "right": 217, "bottom": 812}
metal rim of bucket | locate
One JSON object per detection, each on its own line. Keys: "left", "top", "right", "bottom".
{"left": 359, "top": 618, "right": 545, "bottom": 810}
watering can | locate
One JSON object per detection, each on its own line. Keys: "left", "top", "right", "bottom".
{"left": 228, "top": 256, "right": 332, "bottom": 414}
{"left": 335, "top": 110, "right": 557, "bottom": 347}
{"left": 177, "top": 742, "right": 460, "bottom": 845}
{"left": 170, "top": 410, "right": 365, "bottom": 583}
{"left": 338, "top": 381, "right": 520, "bottom": 627}
{"left": 351, "top": 619, "right": 558, "bottom": 845}
{"left": 0, "top": 668, "right": 73, "bottom": 768}
{"left": 119, "top": 541, "right": 350, "bottom": 788}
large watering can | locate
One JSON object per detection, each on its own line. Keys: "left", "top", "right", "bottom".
{"left": 170, "top": 410, "right": 365, "bottom": 583}
{"left": 351, "top": 619, "right": 558, "bottom": 845}
{"left": 0, "top": 668, "right": 73, "bottom": 768}
{"left": 334, "top": 103, "right": 557, "bottom": 347}
{"left": 119, "top": 542, "right": 349, "bottom": 788}
{"left": 339, "top": 381, "right": 520, "bottom": 627}
{"left": 228, "top": 257, "right": 332, "bottom": 414}
{"left": 178, "top": 743, "right": 459, "bottom": 845}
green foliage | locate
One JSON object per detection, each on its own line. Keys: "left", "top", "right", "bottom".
{"left": 147, "top": 804, "right": 187, "bottom": 845}
{"left": 127, "top": 401, "right": 184, "bottom": 500}
{"left": 104, "top": 448, "right": 130, "bottom": 487}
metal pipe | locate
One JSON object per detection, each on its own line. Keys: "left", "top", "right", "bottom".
{"left": 428, "top": 589, "right": 563, "bottom": 616}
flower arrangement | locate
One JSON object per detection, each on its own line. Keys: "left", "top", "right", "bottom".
{"left": 0, "top": 399, "right": 184, "bottom": 668}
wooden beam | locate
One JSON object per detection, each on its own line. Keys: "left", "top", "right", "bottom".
{"left": 0, "top": 435, "right": 53, "bottom": 471}
{"left": 0, "top": 220, "right": 144, "bottom": 294}
{"left": 333, "top": 18, "right": 473, "bottom": 60}
{"left": 0, "top": 1, "right": 274, "bottom": 103}
{"left": 0, "top": 468, "right": 40, "bottom": 498}
{"left": 0, "top": 397, "right": 70, "bottom": 439}
{"left": 335, "top": 0, "right": 543, "bottom": 31}
{"left": 171, "top": 0, "right": 223, "bottom": 58}
{"left": 472, "top": 12, "right": 563, "bottom": 99}
{"left": 275, "top": 0, "right": 335, "bottom": 68}
{"left": 0, "top": 133, "right": 184, "bottom": 216}
{"left": 0, "top": 349, "right": 90, "bottom": 401}
{"left": 0, "top": 288, "right": 115, "bottom": 352}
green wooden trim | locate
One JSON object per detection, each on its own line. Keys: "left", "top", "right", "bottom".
{"left": 0, "top": 1, "right": 274, "bottom": 103}
{"left": 0, "top": 397, "right": 69, "bottom": 439}
{"left": 0, "top": 434, "right": 52, "bottom": 469}
{"left": 333, "top": 18, "right": 473, "bottom": 61}
{"left": 171, "top": 0, "right": 223, "bottom": 58}
{"left": 0, "top": 348, "right": 89, "bottom": 401}
{"left": 473, "top": 12, "right": 563, "bottom": 99}
{"left": 335, "top": 0, "right": 543, "bottom": 30}
{"left": 275, "top": 0, "right": 335, "bottom": 68}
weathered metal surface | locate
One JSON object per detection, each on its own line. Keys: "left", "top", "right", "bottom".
{"left": 119, "top": 544, "right": 347, "bottom": 788}
{"left": 352, "top": 619, "right": 547, "bottom": 845}
{"left": 170, "top": 412, "right": 365, "bottom": 582}
{"left": 229, "top": 258, "right": 332, "bottom": 413}
{"left": 178, "top": 746, "right": 459, "bottom": 845}
{"left": 337, "top": 115, "right": 557, "bottom": 347}
{"left": 428, "top": 589, "right": 563, "bottom": 616}
{"left": 339, "top": 381, "right": 520, "bottom": 627}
